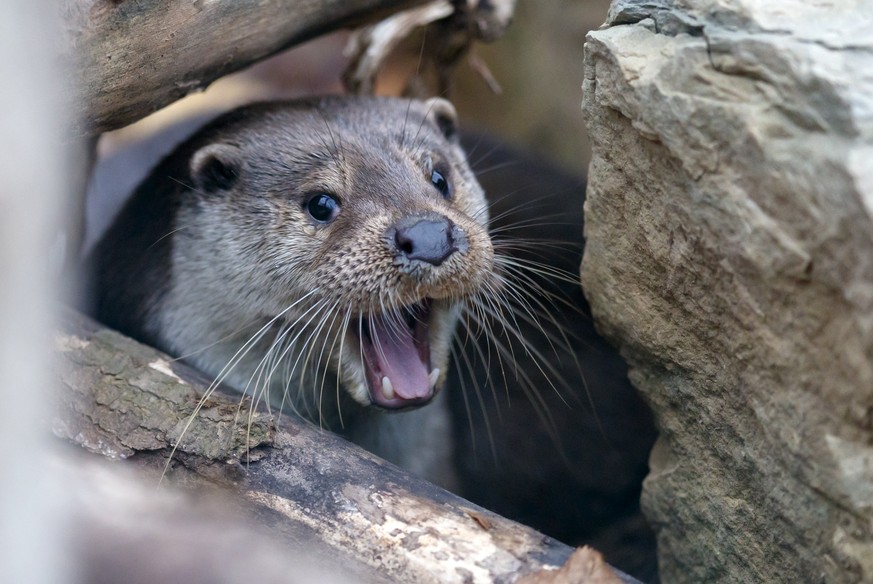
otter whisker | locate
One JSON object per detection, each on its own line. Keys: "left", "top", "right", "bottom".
{"left": 491, "top": 238, "right": 612, "bottom": 444}
{"left": 262, "top": 299, "right": 337, "bottom": 402}
{"left": 450, "top": 339, "right": 498, "bottom": 460}
{"left": 467, "top": 141, "right": 512, "bottom": 173}
{"left": 250, "top": 321, "right": 292, "bottom": 413}
{"left": 462, "top": 305, "right": 563, "bottom": 444}
{"left": 474, "top": 253, "right": 584, "bottom": 389}
{"left": 490, "top": 270, "right": 557, "bottom": 341}
{"left": 293, "top": 298, "right": 341, "bottom": 425}
{"left": 240, "top": 323, "right": 294, "bottom": 465}
{"left": 237, "top": 297, "right": 330, "bottom": 407}
{"left": 468, "top": 159, "right": 520, "bottom": 179}
{"left": 332, "top": 304, "right": 355, "bottom": 429}
{"left": 487, "top": 214, "right": 578, "bottom": 233}
{"left": 475, "top": 277, "right": 527, "bottom": 374}
{"left": 158, "top": 291, "right": 324, "bottom": 483}
{"left": 492, "top": 243, "right": 583, "bottom": 291}
{"left": 280, "top": 302, "right": 334, "bottom": 420}
{"left": 146, "top": 226, "right": 189, "bottom": 251}
{"left": 277, "top": 303, "right": 334, "bottom": 422}
{"left": 315, "top": 299, "right": 348, "bottom": 428}
{"left": 492, "top": 258, "right": 592, "bottom": 338}
{"left": 229, "top": 295, "right": 339, "bottom": 468}
{"left": 490, "top": 248, "right": 576, "bottom": 271}
{"left": 409, "top": 96, "right": 443, "bottom": 157}
{"left": 497, "top": 278, "right": 581, "bottom": 363}
{"left": 477, "top": 258, "right": 594, "bottom": 423}
{"left": 208, "top": 290, "right": 321, "bottom": 395}
{"left": 237, "top": 298, "right": 339, "bottom": 465}
{"left": 302, "top": 296, "right": 352, "bottom": 426}
{"left": 465, "top": 282, "right": 518, "bottom": 385}
{"left": 455, "top": 308, "right": 505, "bottom": 415}
{"left": 486, "top": 271, "right": 578, "bottom": 395}
{"left": 314, "top": 107, "right": 346, "bottom": 183}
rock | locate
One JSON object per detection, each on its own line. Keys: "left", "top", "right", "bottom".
{"left": 581, "top": 1, "right": 873, "bottom": 583}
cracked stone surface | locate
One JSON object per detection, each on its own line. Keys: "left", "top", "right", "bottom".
{"left": 581, "top": 1, "right": 873, "bottom": 582}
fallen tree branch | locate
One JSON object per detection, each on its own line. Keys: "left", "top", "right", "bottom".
{"left": 53, "top": 310, "right": 638, "bottom": 583}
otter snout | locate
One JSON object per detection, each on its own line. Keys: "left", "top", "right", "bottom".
{"left": 388, "top": 214, "right": 469, "bottom": 267}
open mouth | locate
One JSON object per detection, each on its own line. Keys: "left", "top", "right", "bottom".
{"left": 356, "top": 299, "right": 439, "bottom": 409}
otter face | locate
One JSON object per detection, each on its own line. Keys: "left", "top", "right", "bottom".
{"left": 179, "top": 97, "right": 493, "bottom": 412}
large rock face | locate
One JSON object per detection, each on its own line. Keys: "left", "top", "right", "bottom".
{"left": 581, "top": 1, "right": 873, "bottom": 582}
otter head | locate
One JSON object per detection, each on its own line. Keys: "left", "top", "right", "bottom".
{"left": 178, "top": 97, "right": 493, "bottom": 412}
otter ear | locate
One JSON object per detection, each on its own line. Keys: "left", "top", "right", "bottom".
{"left": 189, "top": 143, "right": 242, "bottom": 193}
{"left": 424, "top": 97, "right": 459, "bottom": 143}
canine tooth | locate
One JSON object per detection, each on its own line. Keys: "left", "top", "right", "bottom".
{"left": 429, "top": 368, "right": 440, "bottom": 389}
{"left": 381, "top": 376, "right": 395, "bottom": 400}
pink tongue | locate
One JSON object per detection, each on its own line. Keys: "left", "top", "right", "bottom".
{"left": 370, "top": 315, "right": 430, "bottom": 399}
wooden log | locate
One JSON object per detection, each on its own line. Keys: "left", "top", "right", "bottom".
{"left": 60, "top": 0, "right": 429, "bottom": 136}
{"left": 54, "top": 309, "right": 639, "bottom": 583}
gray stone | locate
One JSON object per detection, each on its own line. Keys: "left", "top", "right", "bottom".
{"left": 581, "top": 1, "right": 873, "bottom": 582}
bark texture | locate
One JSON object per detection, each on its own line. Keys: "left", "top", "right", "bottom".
{"left": 581, "top": 1, "right": 873, "bottom": 582}
{"left": 54, "top": 310, "right": 636, "bottom": 584}
{"left": 60, "top": 0, "right": 426, "bottom": 136}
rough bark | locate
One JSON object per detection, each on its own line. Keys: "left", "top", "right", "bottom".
{"left": 582, "top": 1, "right": 873, "bottom": 582}
{"left": 54, "top": 309, "right": 638, "bottom": 583}
{"left": 60, "top": 0, "right": 428, "bottom": 136}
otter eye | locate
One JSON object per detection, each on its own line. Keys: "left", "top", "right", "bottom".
{"left": 431, "top": 168, "right": 451, "bottom": 199}
{"left": 305, "top": 193, "right": 340, "bottom": 223}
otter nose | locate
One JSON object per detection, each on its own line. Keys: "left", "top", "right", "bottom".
{"left": 390, "top": 215, "right": 466, "bottom": 266}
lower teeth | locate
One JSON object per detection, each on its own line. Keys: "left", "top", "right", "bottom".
{"left": 381, "top": 376, "right": 395, "bottom": 400}
{"left": 428, "top": 368, "right": 440, "bottom": 389}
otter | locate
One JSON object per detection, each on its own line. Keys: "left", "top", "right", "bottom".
{"left": 90, "top": 98, "right": 660, "bottom": 577}
{"left": 91, "top": 96, "right": 494, "bottom": 483}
